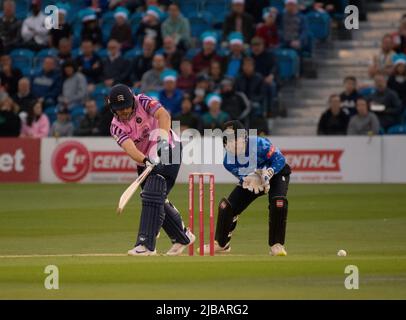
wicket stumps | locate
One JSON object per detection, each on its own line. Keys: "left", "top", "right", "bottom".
{"left": 188, "top": 173, "right": 215, "bottom": 256}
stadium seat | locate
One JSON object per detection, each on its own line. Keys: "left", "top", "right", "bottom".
{"left": 44, "top": 106, "right": 58, "bottom": 124}
{"left": 359, "top": 87, "right": 376, "bottom": 98}
{"left": 272, "top": 49, "right": 300, "bottom": 80}
{"left": 70, "top": 105, "right": 85, "bottom": 128}
{"left": 91, "top": 86, "right": 111, "bottom": 111}
{"left": 203, "top": 0, "right": 228, "bottom": 25}
{"left": 10, "top": 49, "right": 35, "bottom": 77}
{"left": 387, "top": 124, "right": 406, "bottom": 134}
{"left": 188, "top": 14, "right": 213, "bottom": 38}
{"left": 102, "top": 12, "right": 116, "bottom": 44}
{"left": 71, "top": 48, "right": 82, "bottom": 59}
{"left": 179, "top": 0, "right": 200, "bottom": 18}
{"left": 124, "top": 48, "right": 142, "bottom": 60}
{"left": 306, "top": 11, "right": 331, "bottom": 41}
{"left": 15, "top": 0, "right": 28, "bottom": 20}
{"left": 270, "top": 0, "right": 285, "bottom": 13}
{"left": 96, "top": 48, "right": 109, "bottom": 59}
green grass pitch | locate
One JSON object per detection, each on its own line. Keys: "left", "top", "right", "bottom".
{"left": 0, "top": 183, "right": 405, "bottom": 299}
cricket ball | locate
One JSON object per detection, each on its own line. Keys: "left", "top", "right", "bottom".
{"left": 337, "top": 249, "right": 347, "bottom": 257}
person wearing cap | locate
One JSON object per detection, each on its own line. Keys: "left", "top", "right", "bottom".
{"left": 223, "top": 0, "right": 255, "bottom": 44}
{"left": 158, "top": 69, "right": 183, "bottom": 116}
{"left": 21, "top": 0, "right": 48, "bottom": 51}
{"left": 161, "top": 3, "right": 191, "bottom": 50}
{"left": 281, "top": 0, "right": 308, "bottom": 52}
{"left": 110, "top": 6, "right": 132, "bottom": 51}
{"left": 101, "top": 39, "right": 130, "bottom": 87}
{"left": 80, "top": 8, "right": 103, "bottom": 49}
{"left": 0, "top": 0, "right": 22, "bottom": 54}
{"left": 192, "top": 31, "right": 223, "bottom": 75}
{"left": 135, "top": 5, "right": 163, "bottom": 49}
{"left": 50, "top": 107, "right": 74, "bottom": 137}
{"left": 388, "top": 55, "right": 406, "bottom": 107}
{"left": 202, "top": 93, "right": 230, "bottom": 130}
{"left": 20, "top": 98, "right": 50, "bottom": 138}
{"left": 255, "top": 7, "right": 279, "bottom": 49}
{"left": 140, "top": 53, "right": 166, "bottom": 92}
{"left": 225, "top": 32, "right": 246, "bottom": 78}
{"left": 49, "top": 2, "right": 72, "bottom": 48}
{"left": 108, "top": 83, "right": 195, "bottom": 256}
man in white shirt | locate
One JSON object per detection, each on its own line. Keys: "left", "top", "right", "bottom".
{"left": 21, "top": 0, "right": 48, "bottom": 50}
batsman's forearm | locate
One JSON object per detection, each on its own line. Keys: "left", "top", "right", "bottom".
{"left": 155, "top": 107, "right": 171, "bottom": 140}
{"left": 121, "top": 139, "right": 146, "bottom": 164}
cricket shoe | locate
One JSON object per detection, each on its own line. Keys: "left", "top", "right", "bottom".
{"left": 270, "top": 243, "right": 287, "bottom": 256}
{"left": 127, "top": 245, "right": 157, "bottom": 256}
{"left": 165, "top": 229, "right": 196, "bottom": 256}
{"left": 197, "top": 241, "right": 231, "bottom": 255}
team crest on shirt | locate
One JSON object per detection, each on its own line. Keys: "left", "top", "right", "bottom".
{"left": 136, "top": 117, "right": 142, "bottom": 124}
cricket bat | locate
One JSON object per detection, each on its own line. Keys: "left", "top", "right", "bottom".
{"left": 116, "top": 165, "right": 154, "bottom": 215}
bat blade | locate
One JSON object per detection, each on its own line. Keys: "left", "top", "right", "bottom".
{"left": 117, "top": 165, "right": 154, "bottom": 214}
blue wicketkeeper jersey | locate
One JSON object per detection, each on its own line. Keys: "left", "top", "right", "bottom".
{"left": 223, "top": 136, "right": 286, "bottom": 183}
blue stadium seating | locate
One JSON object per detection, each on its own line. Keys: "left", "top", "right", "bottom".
{"left": 272, "top": 48, "right": 300, "bottom": 80}
{"left": 203, "top": 0, "right": 228, "bottom": 25}
{"left": 387, "top": 124, "right": 406, "bottom": 134}
{"left": 15, "top": 0, "right": 28, "bottom": 20}
{"left": 188, "top": 13, "right": 213, "bottom": 38}
{"left": 359, "top": 87, "right": 376, "bottom": 98}
{"left": 10, "top": 49, "right": 35, "bottom": 76}
{"left": 91, "top": 86, "right": 111, "bottom": 111}
{"left": 179, "top": 0, "right": 201, "bottom": 18}
{"left": 96, "top": 48, "right": 109, "bottom": 59}
{"left": 306, "top": 11, "right": 331, "bottom": 41}
{"left": 44, "top": 106, "right": 57, "bottom": 124}
{"left": 270, "top": 0, "right": 285, "bottom": 13}
{"left": 124, "top": 48, "right": 142, "bottom": 60}
{"left": 101, "top": 12, "right": 116, "bottom": 44}
{"left": 70, "top": 105, "right": 85, "bottom": 128}
{"left": 71, "top": 48, "right": 82, "bottom": 59}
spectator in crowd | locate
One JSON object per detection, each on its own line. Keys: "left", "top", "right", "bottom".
{"left": 20, "top": 98, "right": 49, "bottom": 138}
{"left": 130, "top": 37, "right": 156, "bottom": 88}
{"left": 223, "top": 0, "right": 255, "bottom": 44}
{"left": 57, "top": 37, "right": 73, "bottom": 65}
{"left": 0, "top": 96, "right": 20, "bottom": 136}
{"left": 0, "top": 54, "right": 22, "bottom": 97}
{"left": 158, "top": 69, "right": 183, "bottom": 115}
{"left": 207, "top": 60, "right": 225, "bottom": 92}
{"left": 369, "top": 34, "right": 396, "bottom": 78}
{"left": 85, "top": 0, "right": 109, "bottom": 14}
{"left": 31, "top": 56, "right": 62, "bottom": 107}
{"left": 161, "top": 3, "right": 191, "bottom": 50}
{"left": 339, "top": 76, "right": 359, "bottom": 116}
{"left": 110, "top": 7, "right": 132, "bottom": 51}
{"left": 347, "top": 97, "right": 380, "bottom": 135}
{"left": 58, "top": 60, "right": 87, "bottom": 110}
{"left": 387, "top": 55, "right": 406, "bottom": 107}
{"left": 245, "top": 0, "right": 270, "bottom": 24}
{"left": 135, "top": 6, "right": 163, "bottom": 48}
{"left": 0, "top": 0, "right": 22, "bottom": 54}
{"left": 317, "top": 94, "right": 349, "bottom": 135}
{"left": 202, "top": 93, "right": 230, "bottom": 130}
{"left": 235, "top": 57, "right": 267, "bottom": 116}
{"left": 50, "top": 108, "right": 74, "bottom": 137}
{"left": 369, "top": 71, "right": 403, "bottom": 131}
{"left": 172, "top": 97, "right": 201, "bottom": 133}
{"left": 12, "top": 77, "right": 36, "bottom": 114}
{"left": 140, "top": 53, "right": 165, "bottom": 92}
{"left": 101, "top": 39, "right": 130, "bottom": 87}
{"left": 76, "top": 39, "right": 103, "bottom": 86}
{"left": 392, "top": 17, "right": 406, "bottom": 55}
{"left": 162, "top": 36, "right": 183, "bottom": 71}
{"left": 80, "top": 8, "right": 103, "bottom": 49}
{"left": 176, "top": 58, "right": 196, "bottom": 95}
{"left": 49, "top": 3, "right": 72, "bottom": 49}
{"left": 21, "top": 0, "right": 48, "bottom": 51}
{"left": 193, "top": 32, "right": 223, "bottom": 75}
{"left": 250, "top": 37, "right": 277, "bottom": 85}
{"left": 225, "top": 32, "right": 246, "bottom": 78}
{"left": 192, "top": 74, "right": 211, "bottom": 114}
{"left": 281, "top": 0, "right": 308, "bottom": 53}
{"left": 255, "top": 7, "right": 279, "bottom": 49}
{"left": 75, "top": 99, "right": 101, "bottom": 136}
{"left": 220, "top": 77, "right": 250, "bottom": 123}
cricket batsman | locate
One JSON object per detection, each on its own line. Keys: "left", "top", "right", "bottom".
{"left": 109, "top": 84, "right": 195, "bottom": 256}
{"left": 202, "top": 120, "right": 292, "bottom": 256}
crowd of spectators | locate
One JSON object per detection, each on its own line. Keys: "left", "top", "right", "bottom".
{"left": 318, "top": 13, "right": 406, "bottom": 136}
{"left": 0, "top": 0, "right": 354, "bottom": 138}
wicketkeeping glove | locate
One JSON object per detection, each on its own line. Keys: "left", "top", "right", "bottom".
{"left": 255, "top": 168, "right": 274, "bottom": 194}
{"left": 242, "top": 173, "right": 265, "bottom": 194}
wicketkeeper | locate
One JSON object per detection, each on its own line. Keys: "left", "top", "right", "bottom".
{"left": 109, "top": 84, "right": 195, "bottom": 256}
{"left": 202, "top": 120, "right": 292, "bottom": 256}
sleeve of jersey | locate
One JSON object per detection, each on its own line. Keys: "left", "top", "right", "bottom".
{"left": 138, "top": 94, "right": 163, "bottom": 116}
{"left": 110, "top": 123, "right": 130, "bottom": 146}
{"left": 224, "top": 158, "right": 244, "bottom": 184}
{"left": 258, "top": 138, "right": 286, "bottom": 175}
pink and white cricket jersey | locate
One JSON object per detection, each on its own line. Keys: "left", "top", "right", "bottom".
{"left": 110, "top": 93, "right": 179, "bottom": 164}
